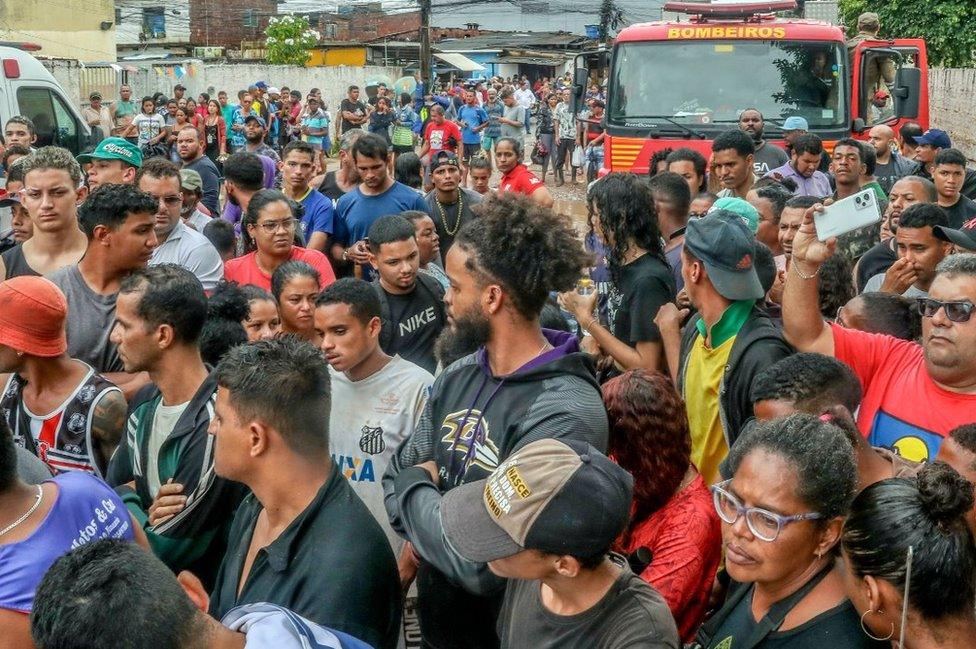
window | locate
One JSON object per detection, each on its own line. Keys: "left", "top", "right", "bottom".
{"left": 115, "top": 7, "right": 122, "bottom": 24}
{"left": 324, "top": 21, "right": 338, "bottom": 39}
{"left": 243, "top": 10, "right": 257, "bottom": 28}
{"left": 17, "top": 87, "right": 82, "bottom": 155}
{"left": 142, "top": 7, "right": 165, "bottom": 38}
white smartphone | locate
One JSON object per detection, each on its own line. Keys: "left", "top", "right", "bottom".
{"left": 813, "top": 188, "right": 882, "bottom": 242}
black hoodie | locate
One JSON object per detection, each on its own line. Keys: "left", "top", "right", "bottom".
{"left": 383, "top": 329, "right": 609, "bottom": 649}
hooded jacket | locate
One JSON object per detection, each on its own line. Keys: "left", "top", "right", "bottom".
{"left": 107, "top": 372, "right": 246, "bottom": 582}
{"left": 677, "top": 306, "right": 793, "bottom": 448}
{"left": 382, "top": 329, "right": 609, "bottom": 649}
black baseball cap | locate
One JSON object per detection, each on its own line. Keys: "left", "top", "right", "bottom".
{"left": 430, "top": 150, "right": 460, "bottom": 173}
{"left": 934, "top": 224, "right": 976, "bottom": 251}
{"left": 441, "top": 439, "right": 633, "bottom": 563}
{"left": 685, "top": 209, "right": 764, "bottom": 301}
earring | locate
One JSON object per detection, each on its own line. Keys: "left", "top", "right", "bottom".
{"left": 860, "top": 609, "right": 894, "bottom": 641}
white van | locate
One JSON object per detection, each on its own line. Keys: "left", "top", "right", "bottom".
{"left": 0, "top": 43, "right": 94, "bottom": 156}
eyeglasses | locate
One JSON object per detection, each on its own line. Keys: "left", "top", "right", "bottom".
{"left": 156, "top": 195, "right": 183, "bottom": 207}
{"left": 689, "top": 211, "right": 708, "bottom": 219}
{"left": 254, "top": 218, "right": 297, "bottom": 234}
{"left": 915, "top": 297, "right": 975, "bottom": 323}
{"left": 711, "top": 480, "right": 823, "bottom": 542}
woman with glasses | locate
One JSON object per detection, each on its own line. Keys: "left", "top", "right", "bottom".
{"left": 604, "top": 369, "right": 721, "bottom": 643}
{"left": 695, "top": 414, "right": 886, "bottom": 648}
{"left": 223, "top": 189, "right": 335, "bottom": 292}
{"left": 841, "top": 462, "right": 976, "bottom": 648}
{"left": 271, "top": 261, "right": 321, "bottom": 342}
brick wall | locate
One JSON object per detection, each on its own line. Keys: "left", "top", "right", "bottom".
{"left": 189, "top": 0, "right": 278, "bottom": 48}
{"left": 929, "top": 68, "right": 976, "bottom": 163}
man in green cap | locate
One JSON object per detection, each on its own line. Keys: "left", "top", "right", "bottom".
{"left": 78, "top": 137, "right": 143, "bottom": 191}
{"left": 178, "top": 169, "right": 211, "bottom": 231}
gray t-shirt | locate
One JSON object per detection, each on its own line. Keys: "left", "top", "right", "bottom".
{"left": 497, "top": 557, "right": 680, "bottom": 649}
{"left": 501, "top": 105, "right": 526, "bottom": 141}
{"left": 863, "top": 272, "right": 929, "bottom": 298}
{"left": 48, "top": 265, "right": 122, "bottom": 373}
{"left": 752, "top": 141, "right": 789, "bottom": 177}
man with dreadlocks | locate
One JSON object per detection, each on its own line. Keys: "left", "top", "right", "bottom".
{"left": 383, "top": 193, "right": 608, "bottom": 649}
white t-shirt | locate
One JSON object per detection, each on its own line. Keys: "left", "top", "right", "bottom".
{"left": 328, "top": 355, "right": 433, "bottom": 554}
{"left": 147, "top": 400, "right": 190, "bottom": 496}
{"left": 132, "top": 112, "right": 166, "bottom": 146}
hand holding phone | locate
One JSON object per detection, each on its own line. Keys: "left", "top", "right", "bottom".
{"left": 813, "top": 189, "right": 881, "bottom": 242}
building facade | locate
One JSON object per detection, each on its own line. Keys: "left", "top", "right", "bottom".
{"left": 0, "top": 0, "right": 116, "bottom": 62}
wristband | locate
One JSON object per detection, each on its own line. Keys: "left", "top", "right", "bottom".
{"left": 582, "top": 316, "right": 598, "bottom": 333}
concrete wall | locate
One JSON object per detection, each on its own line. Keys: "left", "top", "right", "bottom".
{"left": 929, "top": 67, "right": 976, "bottom": 163}
{"left": 181, "top": 64, "right": 403, "bottom": 115}
{"left": 0, "top": 0, "right": 116, "bottom": 62}
{"left": 45, "top": 61, "right": 402, "bottom": 119}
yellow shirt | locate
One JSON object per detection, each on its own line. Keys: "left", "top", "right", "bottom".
{"left": 685, "top": 334, "right": 735, "bottom": 485}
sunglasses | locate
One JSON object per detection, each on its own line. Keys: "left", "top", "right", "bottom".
{"left": 915, "top": 298, "right": 975, "bottom": 323}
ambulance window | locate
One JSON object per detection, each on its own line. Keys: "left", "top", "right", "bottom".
{"left": 16, "top": 87, "right": 82, "bottom": 154}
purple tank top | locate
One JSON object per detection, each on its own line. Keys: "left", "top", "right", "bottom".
{"left": 0, "top": 471, "right": 135, "bottom": 612}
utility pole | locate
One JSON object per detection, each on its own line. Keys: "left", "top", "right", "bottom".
{"left": 420, "top": 0, "right": 432, "bottom": 89}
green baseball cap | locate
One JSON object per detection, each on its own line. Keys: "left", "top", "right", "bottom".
{"left": 77, "top": 137, "right": 143, "bottom": 167}
{"left": 712, "top": 197, "right": 759, "bottom": 234}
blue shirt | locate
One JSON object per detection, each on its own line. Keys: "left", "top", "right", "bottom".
{"left": 457, "top": 105, "right": 488, "bottom": 144}
{"left": 299, "top": 188, "right": 335, "bottom": 241}
{"left": 336, "top": 182, "right": 430, "bottom": 246}
{"left": 229, "top": 105, "right": 247, "bottom": 148}
{"left": 303, "top": 109, "right": 329, "bottom": 147}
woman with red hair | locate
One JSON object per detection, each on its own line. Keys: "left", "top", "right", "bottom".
{"left": 603, "top": 369, "right": 721, "bottom": 643}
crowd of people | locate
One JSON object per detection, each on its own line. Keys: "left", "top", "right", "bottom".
{"left": 0, "top": 59, "right": 974, "bottom": 649}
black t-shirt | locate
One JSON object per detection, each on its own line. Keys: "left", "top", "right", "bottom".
{"left": 425, "top": 188, "right": 483, "bottom": 254}
{"left": 856, "top": 238, "right": 898, "bottom": 292}
{"left": 940, "top": 195, "right": 976, "bottom": 229}
{"left": 606, "top": 254, "right": 676, "bottom": 348}
{"left": 498, "top": 557, "right": 680, "bottom": 649}
{"left": 706, "top": 586, "right": 887, "bottom": 649}
{"left": 208, "top": 464, "right": 401, "bottom": 649}
{"left": 318, "top": 170, "right": 345, "bottom": 202}
{"left": 341, "top": 99, "right": 368, "bottom": 134}
{"left": 873, "top": 154, "right": 918, "bottom": 194}
{"left": 381, "top": 280, "right": 445, "bottom": 374}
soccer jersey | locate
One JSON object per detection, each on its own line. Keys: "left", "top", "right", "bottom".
{"left": 2, "top": 366, "right": 120, "bottom": 475}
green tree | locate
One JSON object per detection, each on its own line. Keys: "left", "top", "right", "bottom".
{"left": 839, "top": 0, "right": 976, "bottom": 68}
{"left": 264, "top": 14, "right": 320, "bottom": 66}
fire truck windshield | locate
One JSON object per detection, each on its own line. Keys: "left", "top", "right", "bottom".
{"left": 608, "top": 40, "right": 848, "bottom": 131}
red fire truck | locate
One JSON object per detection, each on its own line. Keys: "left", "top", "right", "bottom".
{"left": 573, "top": 0, "right": 929, "bottom": 175}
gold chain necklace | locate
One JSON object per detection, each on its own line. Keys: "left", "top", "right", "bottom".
{"left": 435, "top": 189, "right": 464, "bottom": 236}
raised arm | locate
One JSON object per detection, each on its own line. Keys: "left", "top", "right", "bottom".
{"left": 781, "top": 203, "right": 836, "bottom": 356}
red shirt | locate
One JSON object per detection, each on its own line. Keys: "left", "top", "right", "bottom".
{"left": 499, "top": 164, "right": 544, "bottom": 196}
{"left": 832, "top": 323, "right": 976, "bottom": 462}
{"left": 224, "top": 247, "right": 336, "bottom": 292}
{"left": 617, "top": 474, "right": 721, "bottom": 643}
{"left": 423, "top": 120, "right": 461, "bottom": 155}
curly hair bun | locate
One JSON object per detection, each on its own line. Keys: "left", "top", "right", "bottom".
{"left": 917, "top": 462, "right": 975, "bottom": 526}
